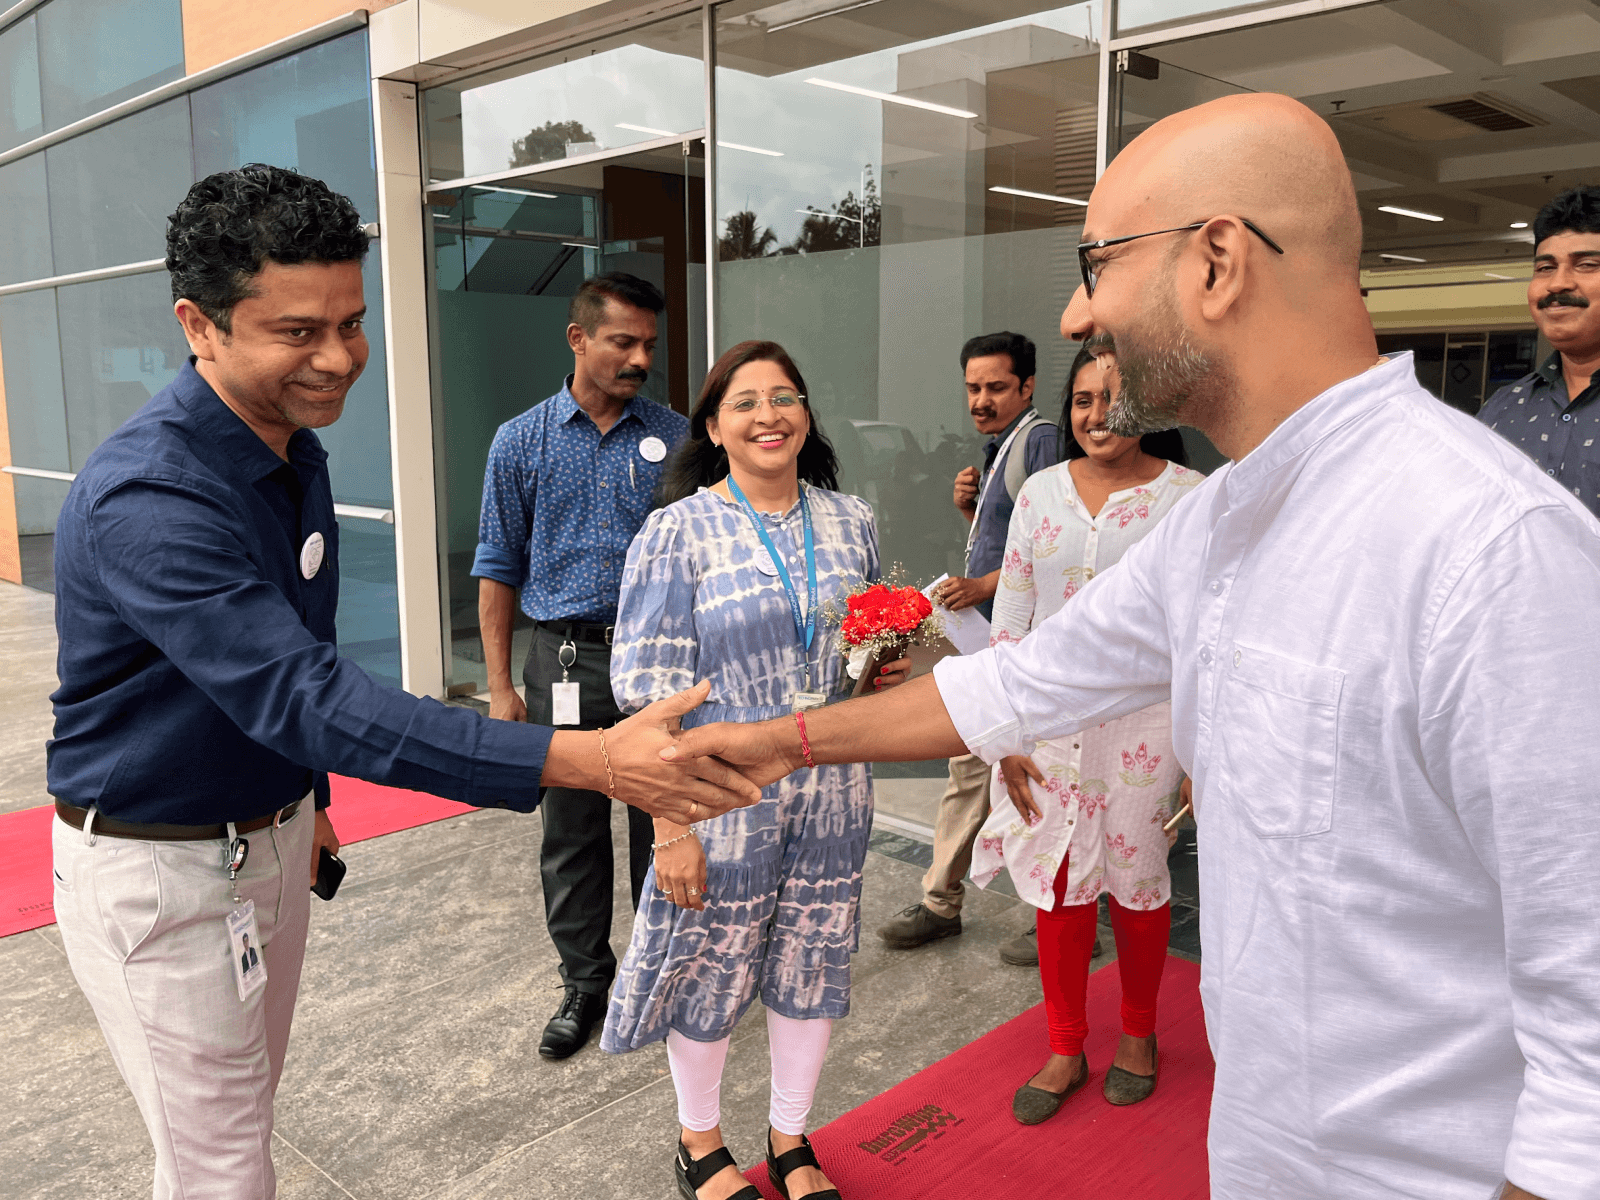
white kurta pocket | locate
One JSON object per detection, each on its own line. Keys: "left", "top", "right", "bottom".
{"left": 1215, "top": 644, "right": 1343, "bottom": 839}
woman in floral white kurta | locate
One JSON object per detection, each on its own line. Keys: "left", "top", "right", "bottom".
{"left": 971, "top": 457, "right": 1202, "bottom": 909}
{"left": 983, "top": 350, "right": 1205, "bottom": 1125}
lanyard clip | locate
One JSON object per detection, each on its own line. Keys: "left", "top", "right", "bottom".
{"left": 558, "top": 640, "right": 577, "bottom": 684}
{"left": 228, "top": 837, "right": 249, "bottom": 880}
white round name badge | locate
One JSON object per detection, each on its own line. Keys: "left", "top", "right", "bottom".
{"left": 753, "top": 549, "right": 779, "bottom": 576}
{"left": 639, "top": 436, "right": 667, "bottom": 463}
{"left": 300, "top": 532, "right": 325, "bottom": 581}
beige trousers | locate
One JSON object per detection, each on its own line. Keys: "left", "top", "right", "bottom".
{"left": 53, "top": 802, "right": 313, "bottom": 1200}
{"left": 920, "top": 753, "right": 993, "bottom": 918}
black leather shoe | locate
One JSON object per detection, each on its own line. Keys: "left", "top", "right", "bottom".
{"left": 538, "top": 987, "right": 605, "bottom": 1060}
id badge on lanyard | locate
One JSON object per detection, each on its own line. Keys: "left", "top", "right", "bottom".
{"left": 726, "top": 477, "right": 823, "bottom": 710}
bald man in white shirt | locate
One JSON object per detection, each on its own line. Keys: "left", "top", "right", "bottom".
{"left": 666, "top": 93, "right": 1600, "bottom": 1200}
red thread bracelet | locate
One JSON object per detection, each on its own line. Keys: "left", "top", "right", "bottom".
{"left": 794, "top": 710, "right": 817, "bottom": 769}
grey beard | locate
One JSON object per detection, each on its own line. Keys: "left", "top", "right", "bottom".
{"left": 1101, "top": 317, "right": 1222, "bottom": 438}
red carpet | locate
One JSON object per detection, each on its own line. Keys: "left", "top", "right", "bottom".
{"left": 747, "top": 956, "right": 1212, "bottom": 1199}
{"left": 0, "top": 777, "right": 474, "bottom": 938}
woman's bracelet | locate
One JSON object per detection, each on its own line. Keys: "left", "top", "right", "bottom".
{"left": 652, "top": 831, "right": 695, "bottom": 852}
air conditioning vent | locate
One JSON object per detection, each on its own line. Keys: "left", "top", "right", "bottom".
{"left": 1426, "top": 97, "right": 1534, "bottom": 132}
{"left": 1334, "top": 93, "right": 1547, "bottom": 141}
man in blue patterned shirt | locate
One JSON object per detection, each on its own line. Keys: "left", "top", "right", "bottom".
{"left": 1479, "top": 186, "right": 1600, "bottom": 518}
{"left": 473, "top": 273, "right": 689, "bottom": 1058}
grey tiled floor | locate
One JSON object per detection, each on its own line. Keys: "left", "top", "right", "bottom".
{"left": 1, "top": 581, "right": 1073, "bottom": 1200}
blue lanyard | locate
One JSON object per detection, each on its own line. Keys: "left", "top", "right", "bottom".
{"left": 726, "top": 476, "right": 817, "bottom": 657}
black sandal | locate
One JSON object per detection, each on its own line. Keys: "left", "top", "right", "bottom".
{"left": 765, "top": 1130, "right": 843, "bottom": 1200}
{"left": 674, "top": 1140, "right": 762, "bottom": 1200}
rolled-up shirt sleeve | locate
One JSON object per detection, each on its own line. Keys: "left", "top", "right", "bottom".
{"left": 1419, "top": 505, "right": 1600, "bottom": 1199}
{"left": 471, "top": 422, "right": 531, "bottom": 588}
{"left": 934, "top": 514, "right": 1174, "bottom": 761}
{"left": 90, "top": 478, "right": 552, "bottom": 810}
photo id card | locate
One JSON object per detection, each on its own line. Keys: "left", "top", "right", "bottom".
{"left": 552, "top": 681, "right": 581, "bottom": 726}
{"left": 228, "top": 900, "right": 268, "bottom": 1002}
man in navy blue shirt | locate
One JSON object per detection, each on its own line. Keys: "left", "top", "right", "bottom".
{"left": 48, "top": 167, "right": 751, "bottom": 1200}
{"left": 473, "top": 273, "right": 689, "bottom": 1058}
{"left": 1478, "top": 186, "right": 1600, "bottom": 518}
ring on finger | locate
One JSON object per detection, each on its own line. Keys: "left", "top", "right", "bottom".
{"left": 689, "top": 800, "right": 701, "bottom": 819}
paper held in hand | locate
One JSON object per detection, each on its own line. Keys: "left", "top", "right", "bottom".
{"left": 922, "top": 574, "right": 991, "bottom": 656}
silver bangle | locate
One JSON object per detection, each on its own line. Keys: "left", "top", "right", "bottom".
{"left": 651, "top": 832, "right": 695, "bottom": 852}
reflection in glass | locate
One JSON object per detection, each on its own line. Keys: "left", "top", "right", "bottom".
{"left": 0, "top": 15, "right": 43, "bottom": 153}
{"left": 423, "top": 11, "right": 704, "bottom": 181}
{"left": 46, "top": 97, "right": 194, "bottom": 275}
{"left": 320, "top": 254, "right": 394, "bottom": 510}
{"left": 0, "top": 289, "right": 69, "bottom": 471}
{"left": 190, "top": 31, "right": 378, "bottom": 219}
{"left": 336, "top": 520, "right": 402, "bottom": 688}
{"left": 715, "top": 0, "right": 1101, "bottom": 583}
{"left": 12, "top": 474, "right": 71, "bottom": 592}
{"left": 37, "top": 0, "right": 184, "bottom": 132}
{"left": 1115, "top": 0, "right": 1276, "bottom": 35}
{"left": 54, "top": 271, "right": 189, "bottom": 472}
{"left": 0, "top": 153, "right": 52, "bottom": 285}
{"left": 714, "top": 0, "right": 1102, "bottom": 799}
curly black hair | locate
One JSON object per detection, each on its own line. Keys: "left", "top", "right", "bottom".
{"left": 166, "top": 164, "right": 369, "bottom": 333}
{"left": 1534, "top": 185, "right": 1600, "bottom": 248}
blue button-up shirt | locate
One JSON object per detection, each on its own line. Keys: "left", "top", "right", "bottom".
{"left": 49, "top": 361, "right": 552, "bottom": 825}
{"left": 1478, "top": 352, "right": 1600, "bottom": 518}
{"left": 471, "top": 377, "right": 689, "bottom": 621}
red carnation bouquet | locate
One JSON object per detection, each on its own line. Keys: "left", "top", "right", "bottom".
{"left": 829, "top": 568, "right": 949, "bottom": 696}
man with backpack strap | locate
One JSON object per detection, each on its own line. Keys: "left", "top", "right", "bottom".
{"left": 878, "top": 331, "right": 1059, "bottom": 955}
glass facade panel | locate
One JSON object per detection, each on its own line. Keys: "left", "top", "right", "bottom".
{"left": 190, "top": 30, "right": 378, "bottom": 219}
{"left": 55, "top": 270, "right": 188, "bottom": 472}
{"left": 36, "top": 0, "right": 185, "bottom": 132}
{"left": 424, "top": 16, "right": 706, "bottom": 692}
{"left": 337, "top": 520, "right": 402, "bottom": 688}
{"left": 0, "top": 15, "right": 43, "bottom": 153}
{"left": 423, "top": 12, "right": 704, "bottom": 182}
{"left": 46, "top": 97, "right": 194, "bottom": 275}
{"left": 713, "top": 0, "right": 1101, "bottom": 811}
{"left": 0, "top": 289, "right": 69, "bottom": 471}
{"left": 13, "top": 474, "right": 71, "bottom": 591}
{"left": 1116, "top": 0, "right": 1283, "bottom": 34}
{"left": 0, "top": 153, "right": 52, "bottom": 285}
{"left": 192, "top": 29, "right": 393, "bottom": 510}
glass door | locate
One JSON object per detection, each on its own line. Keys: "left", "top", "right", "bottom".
{"left": 426, "top": 137, "right": 706, "bottom": 697}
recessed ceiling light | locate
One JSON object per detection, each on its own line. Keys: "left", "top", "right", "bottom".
{"left": 1510, "top": 221, "right": 1529, "bottom": 229}
{"left": 617, "top": 122, "right": 677, "bottom": 137}
{"left": 618, "top": 123, "right": 783, "bottom": 156}
{"left": 988, "top": 185, "right": 1088, "bottom": 206}
{"left": 718, "top": 140, "right": 784, "bottom": 157}
{"left": 472, "top": 184, "right": 558, "bottom": 199}
{"left": 1379, "top": 252, "right": 1427, "bottom": 263}
{"left": 1378, "top": 205, "right": 1444, "bottom": 223}
{"left": 1484, "top": 272, "right": 1515, "bottom": 280}
{"left": 805, "top": 77, "right": 977, "bottom": 119}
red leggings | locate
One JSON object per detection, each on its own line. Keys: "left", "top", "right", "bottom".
{"left": 1036, "top": 856, "right": 1170, "bottom": 1057}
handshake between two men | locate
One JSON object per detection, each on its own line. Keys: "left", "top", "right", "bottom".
{"left": 586, "top": 674, "right": 959, "bottom": 824}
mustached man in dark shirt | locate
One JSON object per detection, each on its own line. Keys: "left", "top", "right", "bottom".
{"left": 1478, "top": 186, "right": 1600, "bottom": 517}
{"left": 47, "top": 165, "right": 755, "bottom": 1200}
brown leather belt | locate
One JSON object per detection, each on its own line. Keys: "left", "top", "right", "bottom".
{"left": 53, "top": 798, "right": 302, "bottom": 842}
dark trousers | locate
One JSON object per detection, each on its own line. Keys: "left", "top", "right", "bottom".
{"left": 523, "top": 624, "right": 652, "bottom": 996}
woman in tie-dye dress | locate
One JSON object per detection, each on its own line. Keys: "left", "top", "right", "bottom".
{"left": 604, "top": 341, "right": 892, "bottom": 1200}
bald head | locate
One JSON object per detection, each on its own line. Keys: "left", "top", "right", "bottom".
{"left": 1094, "top": 92, "right": 1363, "bottom": 278}
{"left": 1062, "top": 92, "right": 1379, "bottom": 460}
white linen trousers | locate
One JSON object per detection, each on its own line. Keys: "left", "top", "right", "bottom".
{"left": 53, "top": 801, "right": 313, "bottom": 1200}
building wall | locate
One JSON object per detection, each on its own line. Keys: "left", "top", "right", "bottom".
{"left": 182, "top": 0, "right": 405, "bottom": 72}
